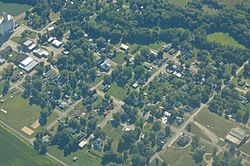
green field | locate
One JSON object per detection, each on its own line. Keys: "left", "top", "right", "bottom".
{"left": 190, "top": 122, "right": 211, "bottom": 141}
{"left": 103, "top": 122, "right": 123, "bottom": 150}
{"left": 112, "top": 52, "right": 126, "bottom": 65}
{"left": 49, "top": 146, "right": 102, "bottom": 166}
{"left": 107, "top": 83, "right": 128, "bottom": 101}
{"left": 207, "top": 32, "right": 246, "bottom": 49}
{"left": 0, "top": 126, "right": 58, "bottom": 166}
{"left": 167, "top": 0, "right": 191, "bottom": 7}
{"left": 0, "top": 2, "right": 31, "bottom": 16}
{"left": 195, "top": 109, "right": 237, "bottom": 138}
{"left": 0, "top": 93, "right": 41, "bottom": 133}
{"left": 216, "top": 0, "right": 250, "bottom": 6}
{"left": 160, "top": 145, "right": 196, "bottom": 166}
{"left": 240, "top": 142, "right": 250, "bottom": 155}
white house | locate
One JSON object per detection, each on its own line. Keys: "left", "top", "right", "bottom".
{"left": 0, "top": 12, "right": 14, "bottom": 36}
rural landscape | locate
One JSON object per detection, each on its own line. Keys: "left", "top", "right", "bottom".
{"left": 0, "top": 0, "right": 249, "bottom": 166}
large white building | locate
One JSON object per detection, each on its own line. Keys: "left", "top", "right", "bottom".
{"left": 0, "top": 12, "right": 14, "bottom": 36}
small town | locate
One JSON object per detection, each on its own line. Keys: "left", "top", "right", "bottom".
{"left": 0, "top": 0, "right": 250, "bottom": 166}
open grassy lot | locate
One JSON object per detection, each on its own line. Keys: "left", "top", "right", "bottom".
{"left": 167, "top": 0, "right": 191, "bottom": 7}
{"left": 160, "top": 145, "right": 196, "bottom": 166}
{"left": 0, "top": 81, "right": 4, "bottom": 94}
{"left": 103, "top": 122, "right": 123, "bottom": 150}
{"left": 0, "top": 92, "right": 41, "bottom": 132}
{"left": 216, "top": 0, "right": 250, "bottom": 6}
{"left": 207, "top": 32, "right": 246, "bottom": 49}
{"left": 112, "top": 52, "right": 126, "bottom": 65}
{"left": 240, "top": 142, "right": 250, "bottom": 155}
{"left": 195, "top": 109, "right": 237, "bottom": 138}
{"left": 11, "top": 36, "right": 26, "bottom": 44}
{"left": 0, "top": 2, "right": 31, "bottom": 16}
{"left": 190, "top": 122, "right": 211, "bottom": 141}
{"left": 48, "top": 146, "right": 102, "bottom": 166}
{"left": 0, "top": 126, "right": 58, "bottom": 166}
{"left": 107, "top": 83, "right": 128, "bottom": 101}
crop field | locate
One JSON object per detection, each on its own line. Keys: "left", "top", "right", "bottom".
{"left": 207, "top": 32, "right": 246, "bottom": 49}
{"left": 0, "top": 2, "right": 31, "bottom": 16}
{"left": 0, "top": 126, "right": 57, "bottom": 166}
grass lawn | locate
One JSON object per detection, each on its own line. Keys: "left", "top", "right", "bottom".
{"left": 103, "top": 122, "right": 123, "bottom": 150}
{"left": 21, "top": 30, "right": 38, "bottom": 39}
{"left": 107, "top": 83, "right": 128, "bottom": 101}
{"left": 0, "top": 2, "right": 31, "bottom": 16}
{"left": 160, "top": 145, "right": 196, "bottom": 166}
{"left": 0, "top": 93, "right": 41, "bottom": 133}
{"left": 49, "top": 12, "right": 60, "bottom": 21}
{"left": 48, "top": 146, "right": 102, "bottom": 166}
{"left": 167, "top": 0, "right": 191, "bottom": 7}
{"left": 0, "top": 126, "right": 58, "bottom": 166}
{"left": 91, "top": 74, "right": 104, "bottom": 87}
{"left": 0, "top": 81, "right": 4, "bottom": 94}
{"left": 195, "top": 109, "right": 237, "bottom": 138}
{"left": 11, "top": 36, "right": 26, "bottom": 44}
{"left": 190, "top": 122, "right": 211, "bottom": 141}
{"left": 112, "top": 52, "right": 126, "bottom": 65}
{"left": 216, "top": 0, "right": 250, "bottom": 6}
{"left": 207, "top": 32, "right": 246, "bottom": 49}
{"left": 240, "top": 142, "right": 250, "bottom": 155}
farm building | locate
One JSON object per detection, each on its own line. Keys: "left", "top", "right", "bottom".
{"left": 18, "top": 56, "right": 38, "bottom": 72}
{"left": 225, "top": 127, "right": 249, "bottom": 146}
{"left": 33, "top": 48, "right": 50, "bottom": 58}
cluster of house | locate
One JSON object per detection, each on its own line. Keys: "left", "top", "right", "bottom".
{"left": 166, "top": 64, "right": 191, "bottom": 79}
{"left": 163, "top": 43, "right": 177, "bottom": 55}
{"left": 96, "top": 59, "right": 111, "bottom": 72}
{"left": 225, "top": 127, "right": 249, "bottom": 146}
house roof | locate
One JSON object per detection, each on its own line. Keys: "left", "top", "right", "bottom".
{"left": 120, "top": 44, "right": 129, "bottom": 50}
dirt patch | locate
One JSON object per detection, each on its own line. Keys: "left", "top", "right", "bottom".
{"left": 21, "top": 126, "right": 34, "bottom": 136}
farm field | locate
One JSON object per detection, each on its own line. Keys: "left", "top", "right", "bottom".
{"left": 0, "top": 92, "right": 41, "bottom": 134}
{"left": 0, "top": 2, "right": 31, "bottom": 16}
{"left": 0, "top": 126, "right": 58, "bottom": 166}
{"left": 207, "top": 32, "right": 246, "bottom": 49}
